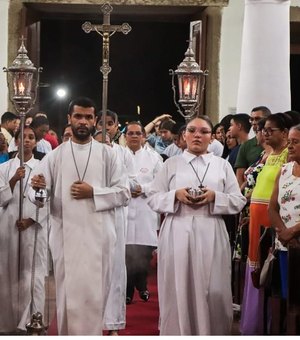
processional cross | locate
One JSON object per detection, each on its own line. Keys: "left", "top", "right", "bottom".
{"left": 82, "top": 2, "right": 131, "bottom": 142}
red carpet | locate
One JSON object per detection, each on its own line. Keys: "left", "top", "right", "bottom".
{"left": 48, "top": 253, "right": 159, "bottom": 335}
{"left": 117, "top": 266, "right": 159, "bottom": 336}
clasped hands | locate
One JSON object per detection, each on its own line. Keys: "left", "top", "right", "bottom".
{"left": 70, "top": 181, "right": 93, "bottom": 199}
{"left": 276, "top": 225, "right": 300, "bottom": 248}
{"left": 175, "top": 187, "right": 215, "bottom": 207}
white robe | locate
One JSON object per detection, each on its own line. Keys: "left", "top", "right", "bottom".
{"left": 126, "top": 146, "right": 163, "bottom": 246}
{"left": 147, "top": 150, "right": 246, "bottom": 335}
{"left": 103, "top": 142, "right": 136, "bottom": 330}
{"left": 29, "top": 139, "right": 130, "bottom": 335}
{"left": 36, "top": 138, "right": 52, "bottom": 154}
{"left": 0, "top": 156, "right": 48, "bottom": 332}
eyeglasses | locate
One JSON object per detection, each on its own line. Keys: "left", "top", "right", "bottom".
{"left": 186, "top": 127, "right": 212, "bottom": 135}
{"left": 249, "top": 117, "right": 262, "bottom": 123}
{"left": 262, "top": 127, "right": 281, "bottom": 135}
{"left": 126, "top": 131, "right": 143, "bottom": 136}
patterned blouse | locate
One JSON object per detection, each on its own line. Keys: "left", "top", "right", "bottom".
{"left": 277, "top": 161, "right": 300, "bottom": 250}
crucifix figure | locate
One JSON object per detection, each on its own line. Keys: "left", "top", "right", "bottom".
{"left": 82, "top": 2, "right": 131, "bottom": 142}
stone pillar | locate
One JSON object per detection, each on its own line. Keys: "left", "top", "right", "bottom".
{"left": 237, "top": 0, "right": 291, "bottom": 114}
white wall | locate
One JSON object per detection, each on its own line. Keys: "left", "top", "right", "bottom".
{"left": 219, "top": 0, "right": 244, "bottom": 119}
{"left": 0, "top": 0, "right": 9, "bottom": 116}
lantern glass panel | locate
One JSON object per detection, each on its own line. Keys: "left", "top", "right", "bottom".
{"left": 179, "top": 75, "right": 199, "bottom": 101}
{"left": 182, "top": 75, "right": 192, "bottom": 99}
{"left": 191, "top": 75, "right": 199, "bottom": 100}
{"left": 12, "top": 72, "right": 33, "bottom": 97}
{"left": 178, "top": 74, "right": 183, "bottom": 99}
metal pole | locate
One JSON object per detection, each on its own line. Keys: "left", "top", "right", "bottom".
{"left": 17, "top": 111, "right": 25, "bottom": 322}
{"left": 100, "top": 4, "right": 112, "bottom": 144}
{"left": 18, "top": 112, "right": 25, "bottom": 219}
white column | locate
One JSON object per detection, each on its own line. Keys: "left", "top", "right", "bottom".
{"left": 237, "top": 0, "right": 291, "bottom": 114}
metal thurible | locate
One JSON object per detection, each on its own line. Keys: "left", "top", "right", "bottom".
{"left": 188, "top": 187, "right": 204, "bottom": 198}
{"left": 35, "top": 188, "right": 48, "bottom": 207}
{"left": 26, "top": 312, "right": 47, "bottom": 335}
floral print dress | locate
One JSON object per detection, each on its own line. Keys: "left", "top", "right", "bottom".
{"left": 277, "top": 161, "right": 300, "bottom": 251}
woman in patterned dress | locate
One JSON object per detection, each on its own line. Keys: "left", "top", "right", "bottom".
{"left": 269, "top": 124, "right": 300, "bottom": 300}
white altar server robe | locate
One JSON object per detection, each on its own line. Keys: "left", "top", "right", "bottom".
{"left": 103, "top": 142, "right": 137, "bottom": 330}
{"left": 126, "top": 146, "right": 163, "bottom": 246}
{"left": 0, "top": 156, "right": 48, "bottom": 332}
{"left": 147, "top": 151, "right": 246, "bottom": 335}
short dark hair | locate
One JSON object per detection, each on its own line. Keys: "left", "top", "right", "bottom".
{"left": 30, "top": 115, "right": 49, "bottom": 128}
{"left": 97, "top": 109, "right": 118, "bottom": 123}
{"left": 62, "top": 123, "right": 71, "bottom": 135}
{"left": 159, "top": 119, "right": 176, "bottom": 132}
{"left": 125, "top": 121, "right": 143, "bottom": 133}
{"left": 212, "top": 123, "right": 223, "bottom": 134}
{"left": 219, "top": 114, "right": 234, "bottom": 133}
{"left": 266, "top": 112, "right": 294, "bottom": 131}
{"left": 251, "top": 106, "right": 271, "bottom": 117}
{"left": 1, "top": 111, "right": 18, "bottom": 124}
{"left": 68, "top": 97, "right": 97, "bottom": 116}
{"left": 284, "top": 110, "right": 300, "bottom": 126}
{"left": 231, "top": 113, "right": 252, "bottom": 133}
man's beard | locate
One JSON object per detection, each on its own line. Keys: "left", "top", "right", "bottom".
{"left": 72, "top": 126, "right": 93, "bottom": 141}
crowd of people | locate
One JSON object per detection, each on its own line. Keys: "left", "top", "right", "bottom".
{"left": 0, "top": 98, "right": 299, "bottom": 335}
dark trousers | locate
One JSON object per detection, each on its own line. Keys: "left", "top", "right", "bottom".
{"left": 125, "top": 244, "right": 155, "bottom": 299}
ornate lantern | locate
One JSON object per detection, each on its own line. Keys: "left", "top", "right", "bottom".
{"left": 170, "top": 41, "right": 208, "bottom": 121}
{"left": 3, "top": 37, "right": 42, "bottom": 219}
{"left": 3, "top": 37, "right": 42, "bottom": 115}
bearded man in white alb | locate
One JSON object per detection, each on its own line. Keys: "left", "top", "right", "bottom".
{"left": 30, "top": 97, "right": 130, "bottom": 335}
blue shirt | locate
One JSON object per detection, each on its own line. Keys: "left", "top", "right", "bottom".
{"left": 147, "top": 134, "right": 172, "bottom": 154}
{"left": 0, "top": 152, "right": 9, "bottom": 164}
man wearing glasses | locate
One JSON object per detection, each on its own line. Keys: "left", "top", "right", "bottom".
{"left": 235, "top": 106, "right": 271, "bottom": 187}
{"left": 125, "top": 121, "right": 163, "bottom": 304}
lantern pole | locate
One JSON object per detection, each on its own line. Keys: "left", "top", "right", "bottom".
{"left": 3, "top": 37, "right": 42, "bottom": 329}
{"left": 82, "top": 2, "right": 131, "bottom": 143}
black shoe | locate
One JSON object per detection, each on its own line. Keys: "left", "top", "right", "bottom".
{"left": 139, "top": 290, "right": 150, "bottom": 302}
{"left": 126, "top": 296, "right": 132, "bottom": 305}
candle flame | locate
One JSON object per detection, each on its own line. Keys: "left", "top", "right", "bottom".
{"left": 19, "top": 82, "right": 25, "bottom": 95}
{"left": 183, "top": 80, "right": 190, "bottom": 96}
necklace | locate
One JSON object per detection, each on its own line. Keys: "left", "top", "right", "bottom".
{"left": 70, "top": 140, "right": 92, "bottom": 181}
{"left": 189, "top": 161, "right": 210, "bottom": 188}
